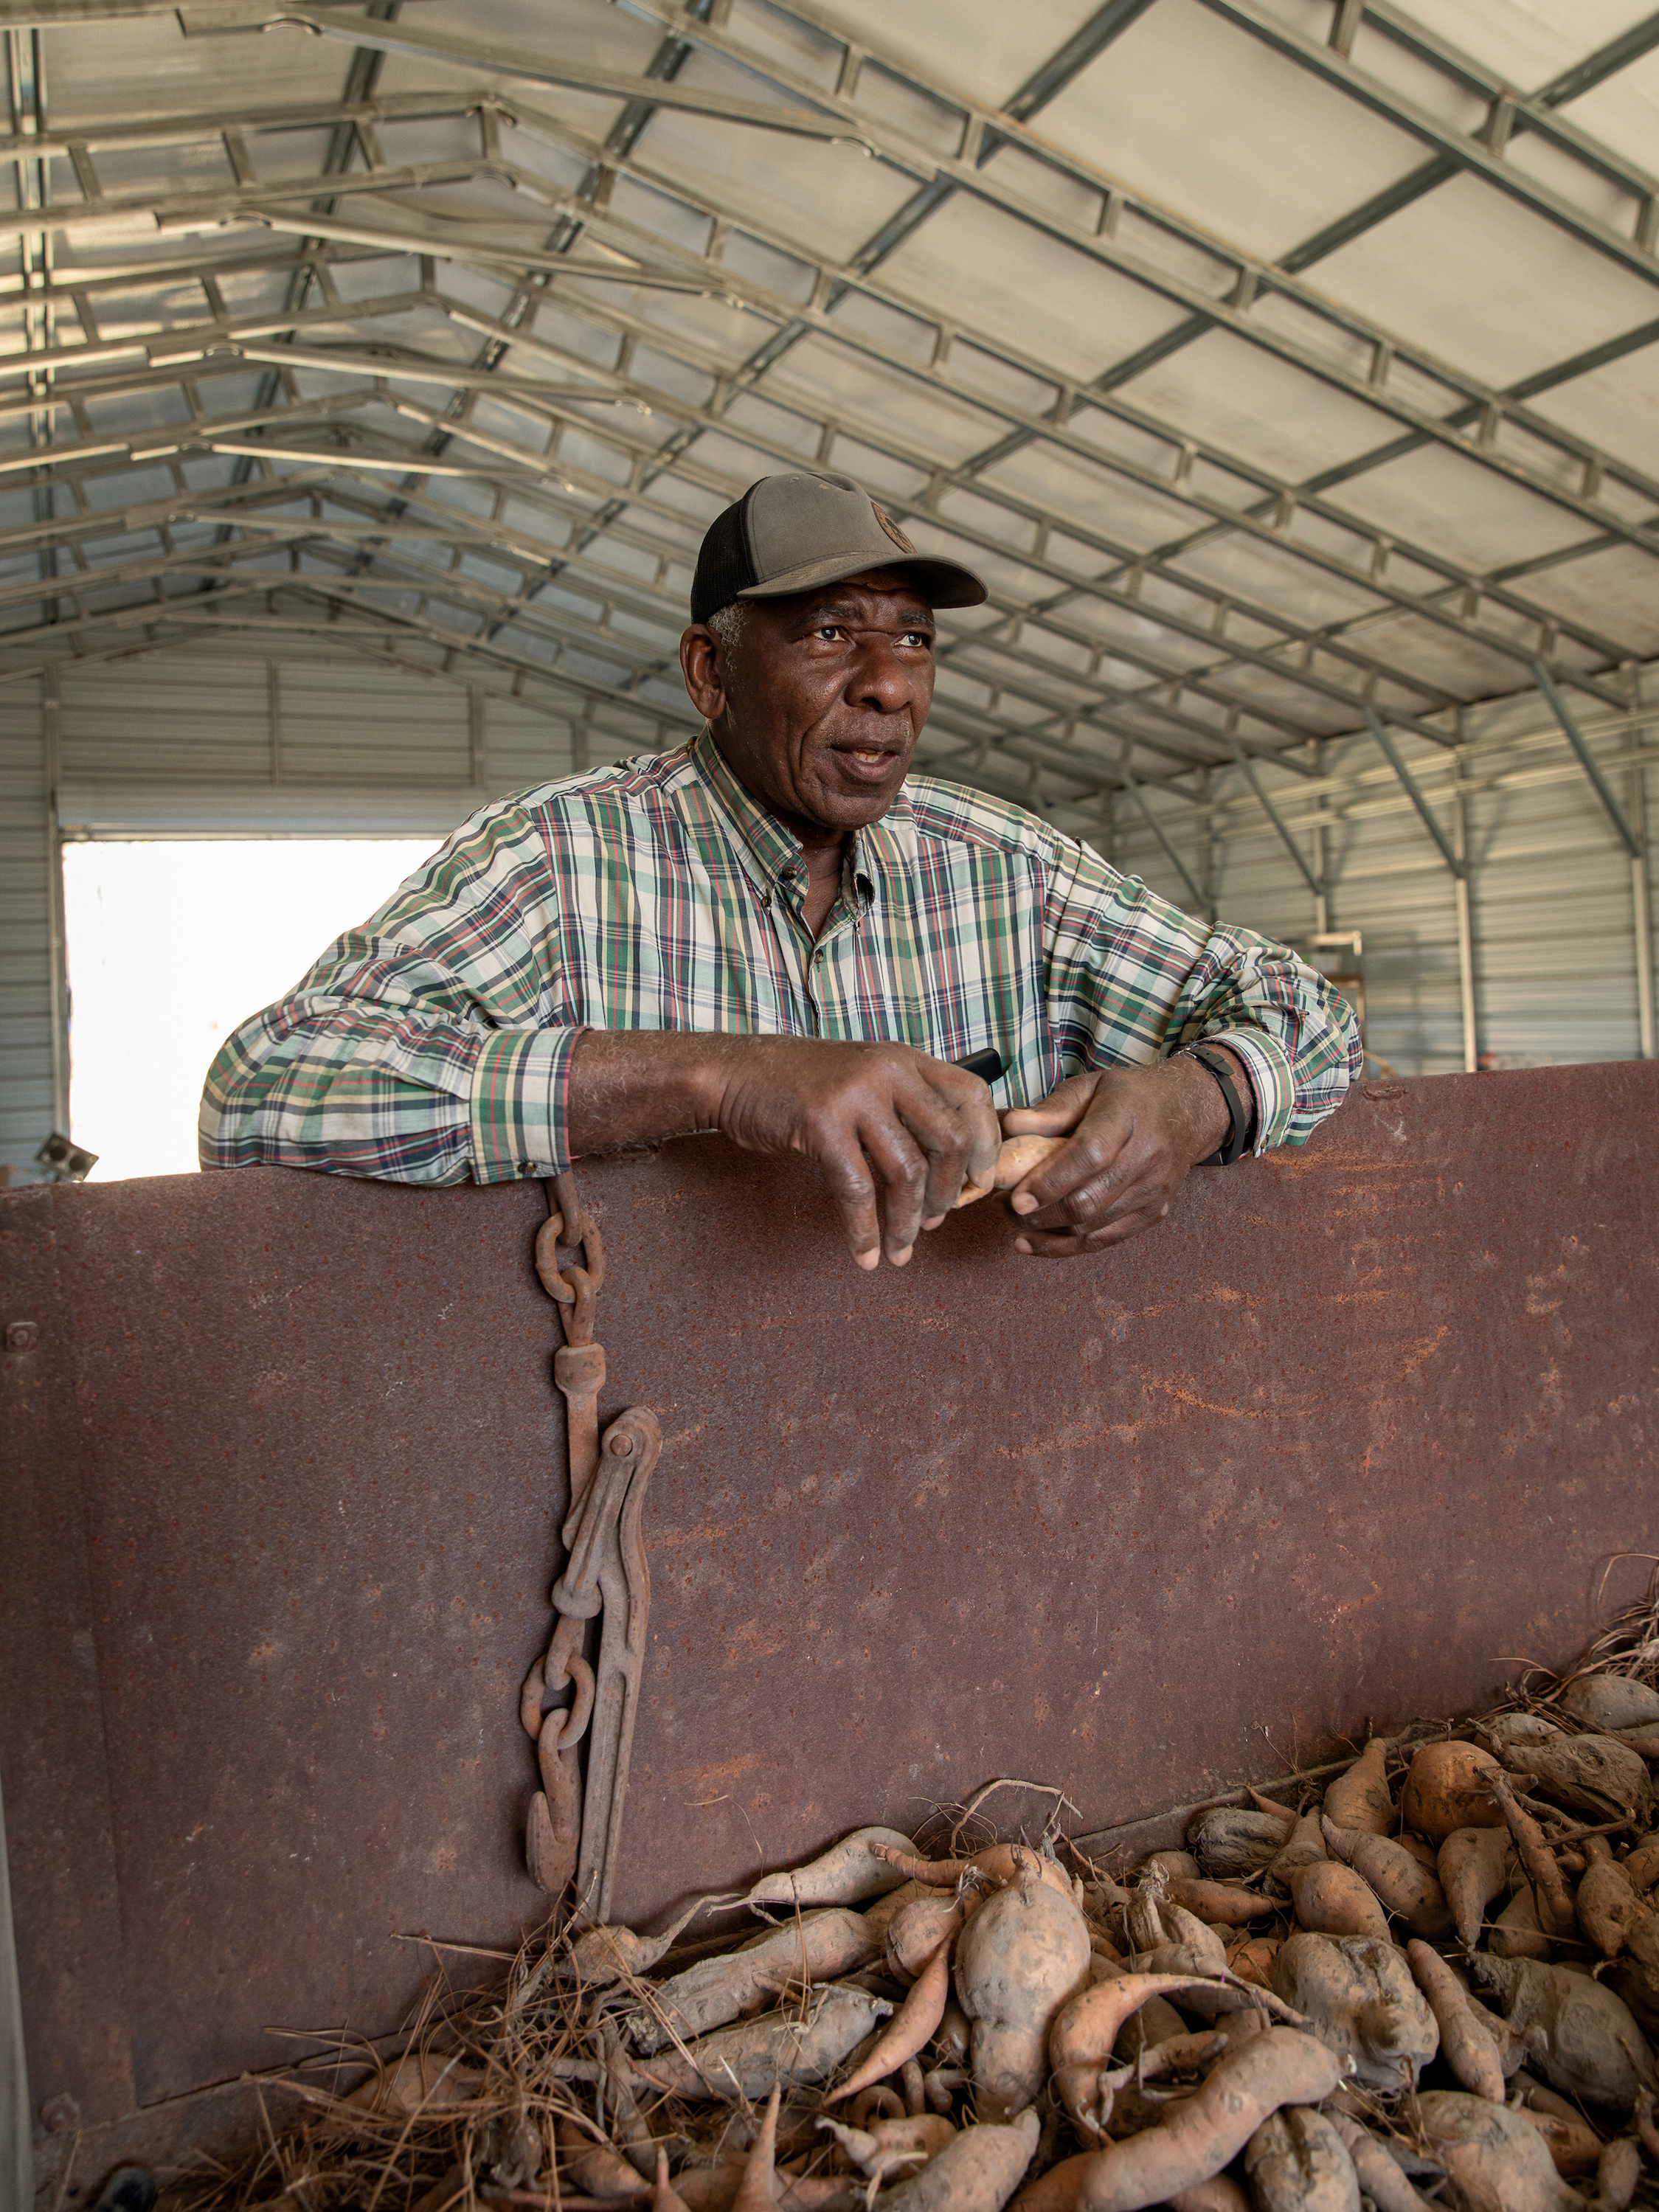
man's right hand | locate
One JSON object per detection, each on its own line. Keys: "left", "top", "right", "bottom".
{"left": 567, "top": 1031, "right": 1000, "bottom": 1269}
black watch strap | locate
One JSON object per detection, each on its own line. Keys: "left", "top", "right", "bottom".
{"left": 1187, "top": 1044, "right": 1253, "bottom": 1167}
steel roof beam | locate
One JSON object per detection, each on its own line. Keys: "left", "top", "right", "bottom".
{"left": 615, "top": 0, "right": 1659, "bottom": 525}
{"left": 1199, "top": 0, "right": 1659, "bottom": 283}
{"left": 1360, "top": 704, "right": 1464, "bottom": 877}
{"left": 13, "top": 69, "right": 1659, "bottom": 650}
{"left": 1531, "top": 660, "right": 1645, "bottom": 858}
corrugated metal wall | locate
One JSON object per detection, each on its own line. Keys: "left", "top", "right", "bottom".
{"left": 2, "top": 641, "right": 1654, "bottom": 1182}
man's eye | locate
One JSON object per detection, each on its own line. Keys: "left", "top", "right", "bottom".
{"left": 903, "top": 631, "right": 932, "bottom": 647}
{"left": 816, "top": 624, "right": 842, "bottom": 640}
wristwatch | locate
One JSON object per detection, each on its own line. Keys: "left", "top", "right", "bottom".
{"left": 1185, "top": 1044, "right": 1254, "bottom": 1167}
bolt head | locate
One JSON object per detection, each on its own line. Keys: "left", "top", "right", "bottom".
{"left": 5, "top": 1320, "right": 38, "bottom": 1353}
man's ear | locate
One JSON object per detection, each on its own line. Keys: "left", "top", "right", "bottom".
{"left": 679, "top": 625, "right": 727, "bottom": 721}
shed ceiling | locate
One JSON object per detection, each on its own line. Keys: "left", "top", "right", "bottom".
{"left": 3, "top": 0, "right": 1659, "bottom": 828}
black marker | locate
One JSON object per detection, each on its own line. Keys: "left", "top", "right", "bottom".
{"left": 953, "top": 1047, "right": 1005, "bottom": 1085}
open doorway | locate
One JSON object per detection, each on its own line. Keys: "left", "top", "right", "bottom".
{"left": 62, "top": 839, "right": 443, "bottom": 1182}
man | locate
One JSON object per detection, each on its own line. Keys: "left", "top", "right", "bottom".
{"left": 202, "top": 471, "right": 1360, "bottom": 1266}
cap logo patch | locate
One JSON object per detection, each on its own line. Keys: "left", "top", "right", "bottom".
{"left": 873, "top": 502, "right": 915, "bottom": 553}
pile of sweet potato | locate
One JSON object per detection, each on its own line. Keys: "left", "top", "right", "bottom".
{"left": 538, "top": 1674, "right": 1659, "bottom": 2212}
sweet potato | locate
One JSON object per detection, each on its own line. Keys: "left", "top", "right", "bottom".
{"left": 1129, "top": 1947, "right": 1286, "bottom": 2020}
{"left": 350, "top": 2051, "right": 482, "bottom": 2117}
{"left": 1289, "top": 1863, "right": 1390, "bottom": 1945}
{"left": 1624, "top": 1836, "right": 1659, "bottom": 1892}
{"left": 1227, "top": 1935, "right": 1280, "bottom": 1991}
{"left": 1188, "top": 1809, "right": 1291, "bottom": 1881}
{"left": 635, "top": 1985, "right": 892, "bottom": 2101}
{"left": 889, "top": 1895, "right": 970, "bottom": 1980}
{"left": 879, "top": 2108, "right": 1040, "bottom": 2212}
{"left": 1067, "top": 2028, "right": 1345, "bottom": 2212}
{"left": 561, "top": 2121, "right": 651, "bottom": 2199}
{"left": 955, "top": 1878, "right": 1092, "bottom": 2120}
{"left": 1267, "top": 1811, "right": 1326, "bottom": 1884}
{"left": 1321, "top": 1823, "right": 1453, "bottom": 1939}
{"left": 1578, "top": 1838, "right": 1647, "bottom": 1960}
{"left": 1401, "top": 1743, "right": 1503, "bottom": 1842}
{"left": 1488, "top": 1896, "right": 1549, "bottom": 1973}
{"left": 732, "top": 2085, "right": 781, "bottom": 2212}
{"left": 875, "top": 1842, "right": 1075, "bottom": 1903}
{"left": 1466, "top": 1991, "right": 1529, "bottom": 2076}
{"left": 568, "top": 1901, "right": 708, "bottom": 1990}
{"left": 1517, "top": 2109, "right": 1602, "bottom": 2180}
{"left": 1560, "top": 1677, "right": 1659, "bottom": 1733}
{"left": 1405, "top": 1940, "right": 1503, "bottom": 2102}
{"left": 1169, "top": 2183, "right": 1250, "bottom": 2212}
{"left": 1146, "top": 1851, "right": 1202, "bottom": 1885}
{"left": 1247, "top": 1792, "right": 1299, "bottom": 1833}
{"left": 1169, "top": 1876, "right": 1276, "bottom": 1927}
{"left": 1323, "top": 2112, "right": 1438, "bottom": 2212}
{"left": 953, "top": 1134, "right": 1067, "bottom": 1207}
{"left": 1243, "top": 2106, "right": 1360, "bottom": 2212}
{"left": 1415, "top": 2092, "right": 1582, "bottom": 2212}
{"left": 1467, "top": 1952, "right": 1655, "bottom": 2110}
{"left": 1591, "top": 2135, "right": 1641, "bottom": 2212}
{"left": 1324, "top": 1742, "right": 1394, "bottom": 1837}
{"left": 1050, "top": 1972, "right": 1252, "bottom": 2138}
{"left": 1489, "top": 1772, "right": 1578, "bottom": 1941}
{"left": 1438, "top": 1826, "right": 1517, "bottom": 1952}
{"left": 654, "top": 2145, "right": 693, "bottom": 2212}
{"left": 827, "top": 1941, "right": 952, "bottom": 2104}
{"left": 1270, "top": 1932, "right": 1438, "bottom": 2090}
{"left": 1501, "top": 1735, "right": 1652, "bottom": 1826}
{"left": 1014, "top": 2164, "right": 1253, "bottom": 2212}
{"left": 1157, "top": 1903, "right": 1227, "bottom": 1965}
{"left": 867, "top": 1882, "right": 955, "bottom": 1942}
{"left": 817, "top": 2113, "right": 955, "bottom": 2186}
{"left": 1484, "top": 1713, "right": 1563, "bottom": 1756}
{"left": 631, "top": 1910, "right": 882, "bottom": 2055}
{"left": 746, "top": 1829, "right": 918, "bottom": 1912}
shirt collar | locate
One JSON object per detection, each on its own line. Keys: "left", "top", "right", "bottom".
{"left": 689, "top": 726, "right": 913, "bottom": 908}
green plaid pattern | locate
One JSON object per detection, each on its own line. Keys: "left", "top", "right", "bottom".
{"left": 201, "top": 729, "right": 1360, "bottom": 1185}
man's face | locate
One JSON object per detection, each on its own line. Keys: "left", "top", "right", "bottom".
{"left": 679, "top": 569, "right": 936, "bottom": 833}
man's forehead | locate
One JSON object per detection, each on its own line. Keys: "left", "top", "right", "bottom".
{"left": 783, "top": 569, "right": 935, "bottom": 622}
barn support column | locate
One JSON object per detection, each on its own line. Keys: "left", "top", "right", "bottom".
{"left": 0, "top": 670, "right": 64, "bottom": 1182}
{"left": 1632, "top": 742, "right": 1655, "bottom": 1060}
{"left": 1452, "top": 746, "right": 1479, "bottom": 1075}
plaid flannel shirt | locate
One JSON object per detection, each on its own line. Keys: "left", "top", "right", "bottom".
{"left": 201, "top": 728, "right": 1360, "bottom": 1184}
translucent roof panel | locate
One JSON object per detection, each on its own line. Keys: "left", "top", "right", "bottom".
{"left": 0, "top": 0, "right": 1655, "bottom": 826}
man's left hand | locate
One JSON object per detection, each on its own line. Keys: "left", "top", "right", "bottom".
{"left": 996, "top": 1051, "right": 1248, "bottom": 1258}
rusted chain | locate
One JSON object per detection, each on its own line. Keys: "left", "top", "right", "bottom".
{"left": 534, "top": 1171, "right": 606, "bottom": 1348}
{"left": 521, "top": 1171, "right": 660, "bottom": 1914}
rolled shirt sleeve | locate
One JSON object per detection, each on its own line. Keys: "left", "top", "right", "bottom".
{"left": 199, "top": 800, "right": 582, "bottom": 1184}
{"left": 1041, "top": 836, "right": 1361, "bottom": 1152}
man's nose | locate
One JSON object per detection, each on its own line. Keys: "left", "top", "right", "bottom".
{"left": 848, "top": 634, "right": 920, "bottom": 713}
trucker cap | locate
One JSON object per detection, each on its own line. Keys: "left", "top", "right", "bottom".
{"left": 690, "top": 470, "right": 988, "bottom": 626}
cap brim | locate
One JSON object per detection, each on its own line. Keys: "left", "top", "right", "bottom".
{"left": 736, "top": 549, "right": 987, "bottom": 610}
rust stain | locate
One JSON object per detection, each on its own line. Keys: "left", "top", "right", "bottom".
{"left": 665, "top": 1750, "right": 779, "bottom": 1791}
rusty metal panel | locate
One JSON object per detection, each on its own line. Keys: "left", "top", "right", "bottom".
{"left": 3, "top": 1066, "right": 1658, "bottom": 2138}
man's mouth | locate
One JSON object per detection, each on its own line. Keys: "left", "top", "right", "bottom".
{"left": 832, "top": 736, "right": 907, "bottom": 780}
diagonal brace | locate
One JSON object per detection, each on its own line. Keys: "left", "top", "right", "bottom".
{"left": 1120, "top": 766, "right": 1208, "bottom": 912}
{"left": 1531, "top": 662, "right": 1644, "bottom": 859}
{"left": 1230, "top": 739, "right": 1322, "bottom": 897}
{"left": 1362, "top": 705, "right": 1465, "bottom": 878}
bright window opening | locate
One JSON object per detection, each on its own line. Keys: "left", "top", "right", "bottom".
{"left": 63, "top": 839, "right": 443, "bottom": 1183}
